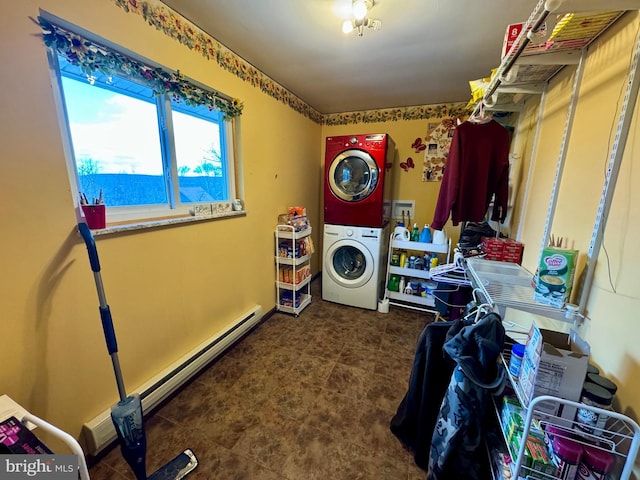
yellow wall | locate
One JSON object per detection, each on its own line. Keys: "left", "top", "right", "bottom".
{"left": 512, "top": 11, "right": 640, "bottom": 422}
{"left": 0, "top": 0, "right": 321, "bottom": 449}
{"left": 4, "top": 0, "right": 640, "bottom": 458}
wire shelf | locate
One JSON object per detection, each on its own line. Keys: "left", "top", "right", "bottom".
{"left": 465, "top": 257, "right": 574, "bottom": 323}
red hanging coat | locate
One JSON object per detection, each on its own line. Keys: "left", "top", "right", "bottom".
{"left": 431, "top": 120, "right": 510, "bottom": 231}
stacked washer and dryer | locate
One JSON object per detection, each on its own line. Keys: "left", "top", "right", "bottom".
{"left": 322, "top": 133, "right": 395, "bottom": 310}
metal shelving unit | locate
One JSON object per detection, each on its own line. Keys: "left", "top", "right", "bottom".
{"left": 497, "top": 391, "right": 640, "bottom": 479}
{"left": 473, "top": 0, "right": 634, "bottom": 114}
{"left": 472, "top": 0, "right": 640, "bottom": 320}
{"left": 466, "top": 256, "right": 640, "bottom": 478}
{"left": 465, "top": 257, "right": 576, "bottom": 323}
{"left": 467, "top": 2, "right": 640, "bottom": 478}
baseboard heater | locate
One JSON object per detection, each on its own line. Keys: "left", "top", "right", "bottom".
{"left": 83, "top": 305, "right": 263, "bottom": 455}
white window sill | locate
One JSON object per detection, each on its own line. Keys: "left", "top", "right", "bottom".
{"left": 86, "top": 210, "right": 246, "bottom": 236}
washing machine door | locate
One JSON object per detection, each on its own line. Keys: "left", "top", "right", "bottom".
{"left": 325, "top": 239, "right": 374, "bottom": 288}
{"left": 327, "top": 149, "right": 379, "bottom": 202}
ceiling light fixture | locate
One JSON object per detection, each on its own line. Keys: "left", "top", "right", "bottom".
{"left": 352, "top": 0, "right": 368, "bottom": 20}
{"left": 342, "top": 0, "right": 381, "bottom": 37}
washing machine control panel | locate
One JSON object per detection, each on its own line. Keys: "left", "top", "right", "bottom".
{"left": 346, "top": 228, "right": 354, "bottom": 237}
{"left": 345, "top": 137, "right": 384, "bottom": 148}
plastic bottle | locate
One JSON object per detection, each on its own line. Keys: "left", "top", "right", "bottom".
{"left": 508, "top": 343, "right": 525, "bottom": 377}
{"left": 419, "top": 224, "right": 432, "bottom": 243}
{"left": 543, "top": 425, "right": 574, "bottom": 453}
{"left": 585, "top": 363, "right": 600, "bottom": 379}
{"left": 586, "top": 373, "right": 618, "bottom": 396}
{"left": 414, "top": 256, "right": 424, "bottom": 270}
{"left": 398, "top": 276, "right": 406, "bottom": 294}
{"left": 575, "top": 382, "right": 613, "bottom": 435}
{"left": 399, "top": 251, "right": 407, "bottom": 268}
{"left": 387, "top": 275, "right": 400, "bottom": 292}
{"left": 410, "top": 223, "right": 420, "bottom": 242}
{"left": 551, "top": 436, "right": 583, "bottom": 480}
{"left": 575, "top": 445, "right": 614, "bottom": 480}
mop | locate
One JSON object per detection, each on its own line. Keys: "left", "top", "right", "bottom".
{"left": 78, "top": 223, "right": 198, "bottom": 480}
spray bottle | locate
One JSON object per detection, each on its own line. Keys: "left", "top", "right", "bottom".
{"left": 111, "top": 394, "right": 147, "bottom": 480}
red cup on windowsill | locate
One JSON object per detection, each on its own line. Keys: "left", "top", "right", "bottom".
{"left": 82, "top": 204, "right": 106, "bottom": 229}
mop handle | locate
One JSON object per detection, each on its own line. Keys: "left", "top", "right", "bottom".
{"left": 78, "top": 223, "right": 127, "bottom": 401}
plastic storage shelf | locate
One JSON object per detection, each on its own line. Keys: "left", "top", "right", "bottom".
{"left": 274, "top": 225, "right": 312, "bottom": 315}
{"left": 384, "top": 235, "right": 451, "bottom": 313}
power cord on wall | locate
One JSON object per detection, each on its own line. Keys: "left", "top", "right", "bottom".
{"left": 600, "top": 20, "right": 640, "bottom": 295}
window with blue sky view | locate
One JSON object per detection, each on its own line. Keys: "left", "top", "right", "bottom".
{"left": 57, "top": 56, "right": 230, "bottom": 212}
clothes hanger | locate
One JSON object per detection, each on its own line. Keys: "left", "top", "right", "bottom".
{"left": 429, "top": 261, "right": 471, "bottom": 287}
{"left": 468, "top": 100, "right": 493, "bottom": 124}
{"left": 471, "top": 287, "right": 485, "bottom": 305}
{"left": 471, "top": 303, "right": 494, "bottom": 323}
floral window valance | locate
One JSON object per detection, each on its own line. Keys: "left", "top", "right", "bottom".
{"left": 37, "top": 16, "right": 243, "bottom": 120}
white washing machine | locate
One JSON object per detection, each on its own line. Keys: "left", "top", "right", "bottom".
{"left": 322, "top": 223, "right": 389, "bottom": 310}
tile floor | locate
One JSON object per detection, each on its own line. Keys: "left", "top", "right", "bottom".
{"left": 88, "top": 278, "right": 434, "bottom": 479}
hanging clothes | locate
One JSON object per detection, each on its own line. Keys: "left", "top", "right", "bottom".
{"left": 431, "top": 120, "right": 510, "bottom": 231}
{"left": 427, "top": 311, "right": 506, "bottom": 480}
{"left": 389, "top": 319, "right": 470, "bottom": 470}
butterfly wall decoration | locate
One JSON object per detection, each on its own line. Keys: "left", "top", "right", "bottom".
{"left": 411, "top": 137, "right": 427, "bottom": 153}
{"left": 400, "top": 157, "right": 415, "bottom": 172}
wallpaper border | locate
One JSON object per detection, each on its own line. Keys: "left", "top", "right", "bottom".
{"left": 113, "top": 0, "right": 469, "bottom": 125}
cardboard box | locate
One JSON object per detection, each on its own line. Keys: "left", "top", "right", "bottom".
{"left": 481, "top": 237, "right": 524, "bottom": 264}
{"left": 280, "top": 290, "right": 302, "bottom": 308}
{"left": 501, "top": 22, "right": 551, "bottom": 59}
{"left": 534, "top": 247, "right": 578, "bottom": 308}
{"left": 279, "top": 265, "right": 310, "bottom": 285}
{"left": 502, "top": 23, "right": 524, "bottom": 58}
{"left": 518, "top": 325, "right": 589, "bottom": 420}
{"left": 0, "top": 416, "right": 52, "bottom": 454}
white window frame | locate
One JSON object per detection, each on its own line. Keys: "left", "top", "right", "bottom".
{"left": 42, "top": 16, "right": 242, "bottom": 229}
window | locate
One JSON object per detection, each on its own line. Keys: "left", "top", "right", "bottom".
{"left": 41, "top": 17, "right": 243, "bottom": 225}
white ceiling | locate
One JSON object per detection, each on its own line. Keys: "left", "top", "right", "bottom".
{"left": 160, "top": 0, "right": 539, "bottom": 114}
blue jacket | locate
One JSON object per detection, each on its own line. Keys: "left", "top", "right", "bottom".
{"left": 428, "top": 311, "right": 506, "bottom": 480}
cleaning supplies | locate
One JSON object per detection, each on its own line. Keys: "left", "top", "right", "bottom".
{"left": 419, "top": 224, "right": 432, "bottom": 243}
{"left": 111, "top": 394, "right": 147, "bottom": 480}
{"left": 411, "top": 223, "right": 420, "bottom": 242}
{"left": 78, "top": 223, "right": 199, "bottom": 480}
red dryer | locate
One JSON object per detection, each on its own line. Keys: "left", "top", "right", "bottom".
{"left": 324, "top": 133, "right": 395, "bottom": 228}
